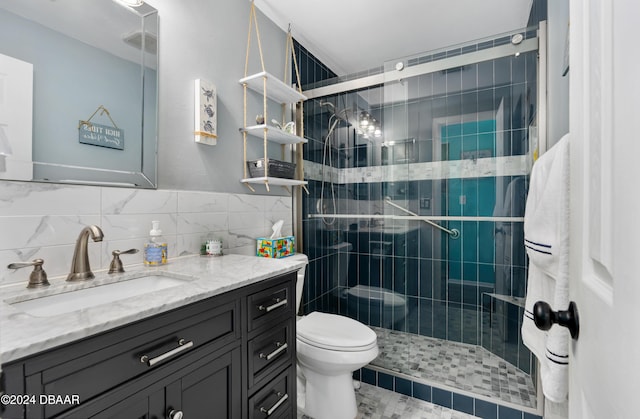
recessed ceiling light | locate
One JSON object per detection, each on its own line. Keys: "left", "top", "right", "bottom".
{"left": 511, "top": 33, "right": 524, "bottom": 45}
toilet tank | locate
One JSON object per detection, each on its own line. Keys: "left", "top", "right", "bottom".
{"left": 286, "top": 253, "right": 308, "bottom": 314}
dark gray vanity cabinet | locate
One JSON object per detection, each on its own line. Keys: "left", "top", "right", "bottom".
{"left": 62, "top": 345, "right": 242, "bottom": 419}
{"left": 0, "top": 271, "right": 297, "bottom": 419}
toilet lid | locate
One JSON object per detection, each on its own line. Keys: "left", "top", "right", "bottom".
{"left": 297, "top": 312, "right": 377, "bottom": 352}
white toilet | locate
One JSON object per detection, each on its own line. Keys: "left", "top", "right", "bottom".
{"left": 290, "top": 253, "right": 378, "bottom": 419}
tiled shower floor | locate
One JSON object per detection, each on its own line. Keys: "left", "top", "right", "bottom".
{"left": 370, "top": 327, "right": 537, "bottom": 409}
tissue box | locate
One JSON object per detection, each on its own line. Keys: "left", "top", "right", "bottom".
{"left": 256, "top": 236, "right": 295, "bottom": 258}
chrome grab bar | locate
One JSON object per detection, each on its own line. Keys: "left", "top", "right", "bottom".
{"left": 384, "top": 198, "right": 460, "bottom": 239}
{"left": 258, "top": 298, "right": 287, "bottom": 312}
{"left": 260, "top": 392, "right": 289, "bottom": 416}
{"left": 140, "top": 339, "right": 194, "bottom": 367}
{"left": 308, "top": 213, "right": 522, "bottom": 222}
{"left": 259, "top": 341, "right": 288, "bottom": 361}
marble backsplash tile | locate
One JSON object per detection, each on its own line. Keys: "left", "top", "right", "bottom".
{"left": 0, "top": 181, "right": 293, "bottom": 287}
{"left": 0, "top": 182, "right": 100, "bottom": 216}
{"left": 101, "top": 189, "right": 178, "bottom": 215}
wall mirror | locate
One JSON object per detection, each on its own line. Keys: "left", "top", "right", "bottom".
{"left": 0, "top": 0, "right": 158, "bottom": 188}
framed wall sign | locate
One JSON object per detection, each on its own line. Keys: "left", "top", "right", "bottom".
{"left": 194, "top": 78, "right": 217, "bottom": 146}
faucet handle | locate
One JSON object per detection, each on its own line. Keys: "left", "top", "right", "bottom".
{"left": 109, "top": 249, "right": 139, "bottom": 274}
{"left": 7, "top": 259, "right": 50, "bottom": 288}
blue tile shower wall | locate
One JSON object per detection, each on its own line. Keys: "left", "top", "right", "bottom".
{"left": 293, "top": 39, "right": 337, "bottom": 90}
{"left": 295, "top": 39, "right": 341, "bottom": 316}
{"left": 356, "top": 367, "right": 542, "bottom": 419}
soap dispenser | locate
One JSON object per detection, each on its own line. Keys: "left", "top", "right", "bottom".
{"left": 144, "top": 220, "right": 167, "bottom": 265}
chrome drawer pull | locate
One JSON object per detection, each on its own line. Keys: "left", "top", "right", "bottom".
{"left": 259, "top": 341, "right": 288, "bottom": 361}
{"left": 140, "top": 339, "right": 194, "bottom": 367}
{"left": 258, "top": 298, "right": 287, "bottom": 312}
{"left": 259, "top": 392, "right": 288, "bottom": 416}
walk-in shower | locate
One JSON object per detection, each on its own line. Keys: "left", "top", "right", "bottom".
{"left": 296, "top": 25, "right": 544, "bottom": 416}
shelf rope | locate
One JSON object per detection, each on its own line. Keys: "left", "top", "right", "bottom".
{"left": 241, "top": 2, "right": 308, "bottom": 195}
{"left": 244, "top": 1, "right": 266, "bottom": 77}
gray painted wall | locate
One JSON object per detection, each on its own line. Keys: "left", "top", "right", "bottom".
{"left": 148, "top": 0, "right": 290, "bottom": 194}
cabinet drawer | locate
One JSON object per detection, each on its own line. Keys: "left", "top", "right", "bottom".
{"left": 248, "top": 368, "right": 295, "bottom": 419}
{"left": 247, "top": 280, "right": 294, "bottom": 332}
{"left": 57, "top": 343, "right": 242, "bottom": 419}
{"left": 26, "top": 299, "right": 239, "bottom": 418}
{"left": 248, "top": 319, "right": 293, "bottom": 389}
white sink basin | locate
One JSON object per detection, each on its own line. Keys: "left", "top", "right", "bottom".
{"left": 8, "top": 274, "right": 193, "bottom": 317}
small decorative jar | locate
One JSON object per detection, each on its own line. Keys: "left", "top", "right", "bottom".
{"left": 205, "top": 239, "right": 223, "bottom": 256}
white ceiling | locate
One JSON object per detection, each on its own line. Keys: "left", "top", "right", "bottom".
{"left": 255, "top": 0, "right": 533, "bottom": 76}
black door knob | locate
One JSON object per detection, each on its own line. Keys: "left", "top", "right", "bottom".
{"left": 533, "top": 301, "right": 580, "bottom": 340}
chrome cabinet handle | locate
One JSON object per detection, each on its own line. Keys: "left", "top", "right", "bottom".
{"left": 258, "top": 298, "right": 287, "bottom": 312}
{"left": 259, "top": 392, "right": 288, "bottom": 416}
{"left": 140, "top": 339, "right": 194, "bottom": 367}
{"left": 259, "top": 341, "right": 288, "bottom": 361}
{"left": 168, "top": 409, "right": 183, "bottom": 419}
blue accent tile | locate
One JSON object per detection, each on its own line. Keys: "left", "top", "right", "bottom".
{"left": 412, "top": 382, "right": 431, "bottom": 402}
{"left": 378, "top": 372, "right": 394, "bottom": 391}
{"left": 475, "top": 399, "right": 498, "bottom": 419}
{"left": 524, "top": 414, "right": 543, "bottom": 419}
{"left": 453, "top": 393, "right": 474, "bottom": 415}
{"left": 395, "top": 377, "right": 412, "bottom": 397}
{"left": 446, "top": 123, "right": 462, "bottom": 137}
{"left": 432, "top": 388, "right": 452, "bottom": 408}
{"left": 361, "top": 368, "right": 376, "bottom": 385}
{"left": 352, "top": 369, "right": 361, "bottom": 380}
{"left": 462, "top": 262, "right": 478, "bottom": 283}
{"left": 498, "top": 405, "right": 523, "bottom": 419}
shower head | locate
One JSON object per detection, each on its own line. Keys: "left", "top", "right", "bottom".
{"left": 319, "top": 101, "right": 336, "bottom": 111}
{"left": 320, "top": 101, "right": 350, "bottom": 121}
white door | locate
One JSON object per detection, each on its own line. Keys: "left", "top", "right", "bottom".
{"left": 568, "top": 1, "right": 640, "bottom": 417}
{"left": 0, "top": 53, "right": 33, "bottom": 180}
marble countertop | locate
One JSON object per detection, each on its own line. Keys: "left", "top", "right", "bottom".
{"left": 0, "top": 254, "right": 305, "bottom": 365}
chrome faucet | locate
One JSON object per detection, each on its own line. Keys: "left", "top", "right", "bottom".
{"left": 67, "top": 225, "right": 104, "bottom": 281}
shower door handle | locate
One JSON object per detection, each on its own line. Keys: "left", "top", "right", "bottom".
{"left": 533, "top": 301, "right": 579, "bottom": 339}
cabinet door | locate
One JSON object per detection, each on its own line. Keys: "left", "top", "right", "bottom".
{"left": 63, "top": 387, "right": 164, "bottom": 419}
{"left": 165, "top": 346, "right": 241, "bottom": 419}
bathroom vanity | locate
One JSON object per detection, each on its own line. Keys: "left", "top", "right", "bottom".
{"left": 0, "top": 255, "right": 303, "bottom": 419}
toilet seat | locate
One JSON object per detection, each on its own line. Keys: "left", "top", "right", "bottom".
{"left": 297, "top": 312, "right": 377, "bottom": 352}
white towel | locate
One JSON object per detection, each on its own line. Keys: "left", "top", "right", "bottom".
{"left": 521, "top": 134, "right": 570, "bottom": 402}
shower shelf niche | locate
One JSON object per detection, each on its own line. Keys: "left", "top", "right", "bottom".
{"left": 239, "top": 2, "right": 308, "bottom": 193}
